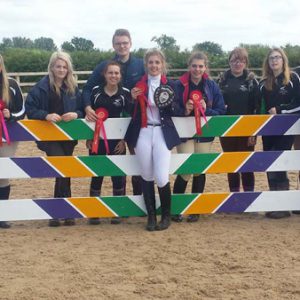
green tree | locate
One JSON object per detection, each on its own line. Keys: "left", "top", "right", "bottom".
{"left": 151, "top": 34, "right": 180, "bottom": 52}
{"left": 34, "top": 37, "right": 57, "bottom": 51}
{"left": 0, "top": 38, "right": 13, "bottom": 50}
{"left": 12, "top": 37, "right": 34, "bottom": 48}
{"left": 61, "top": 41, "right": 75, "bottom": 52}
{"left": 71, "top": 37, "right": 95, "bottom": 51}
{"left": 192, "top": 41, "right": 224, "bottom": 57}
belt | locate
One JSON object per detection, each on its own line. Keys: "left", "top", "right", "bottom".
{"left": 147, "top": 123, "right": 161, "bottom": 127}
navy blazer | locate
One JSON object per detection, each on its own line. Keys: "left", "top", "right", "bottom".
{"left": 125, "top": 79, "right": 184, "bottom": 150}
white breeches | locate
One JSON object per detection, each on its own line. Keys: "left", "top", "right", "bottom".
{"left": 0, "top": 142, "right": 18, "bottom": 187}
{"left": 135, "top": 126, "right": 170, "bottom": 187}
{"left": 176, "top": 139, "right": 212, "bottom": 181}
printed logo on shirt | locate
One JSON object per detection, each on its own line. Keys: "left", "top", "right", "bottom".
{"left": 113, "top": 98, "right": 123, "bottom": 107}
{"left": 239, "top": 84, "right": 248, "bottom": 92}
{"left": 279, "top": 86, "right": 288, "bottom": 96}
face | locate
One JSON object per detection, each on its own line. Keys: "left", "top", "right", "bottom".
{"left": 229, "top": 55, "right": 246, "bottom": 76}
{"left": 268, "top": 50, "right": 283, "bottom": 73}
{"left": 113, "top": 35, "right": 131, "bottom": 59}
{"left": 147, "top": 55, "right": 163, "bottom": 76}
{"left": 52, "top": 59, "right": 68, "bottom": 81}
{"left": 104, "top": 65, "right": 121, "bottom": 86}
{"left": 189, "top": 59, "right": 207, "bottom": 82}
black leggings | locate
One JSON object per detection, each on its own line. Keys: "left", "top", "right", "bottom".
{"left": 220, "top": 137, "right": 255, "bottom": 192}
{"left": 89, "top": 139, "right": 126, "bottom": 195}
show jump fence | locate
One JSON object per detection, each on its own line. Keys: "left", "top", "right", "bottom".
{"left": 0, "top": 115, "right": 300, "bottom": 222}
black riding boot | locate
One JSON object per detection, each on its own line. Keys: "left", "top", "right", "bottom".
{"left": 156, "top": 182, "right": 171, "bottom": 231}
{"left": 142, "top": 180, "right": 157, "bottom": 231}
{"left": 132, "top": 175, "right": 143, "bottom": 195}
{"left": 187, "top": 175, "right": 205, "bottom": 222}
{"left": 171, "top": 176, "right": 188, "bottom": 222}
{"left": 0, "top": 186, "right": 11, "bottom": 229}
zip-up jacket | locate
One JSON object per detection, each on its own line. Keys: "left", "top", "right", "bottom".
{"left": 1, "top": 78, "right": 25, "bottom": 122}
{"left": 217, "top": 69, "right": 260, "bottom": 115}
{"left": 26, "top": 76, "right": 84, "bottom": 120}
{"left": 90, "top": 84, "right": 131, "bottom": 118}
{"left": 176, "top": 72, "right": 226, "bottom": 142}
{"left": 259, "top": 71, "right": 300, "bottom": 114}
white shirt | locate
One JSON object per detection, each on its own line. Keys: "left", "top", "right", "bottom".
{"left": 147, "top": 74, "right": 161, "bottom": 124}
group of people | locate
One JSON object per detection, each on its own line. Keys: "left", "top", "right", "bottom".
{"left": 1, "top": 28, "right": 300, "bottom": 231}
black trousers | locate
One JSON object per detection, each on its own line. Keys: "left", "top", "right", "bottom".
{"left": 262, "top": 135, "right": 294, "bottom": 190}
{"left": 37, "top": 141, "right": 77, "bottom": 197}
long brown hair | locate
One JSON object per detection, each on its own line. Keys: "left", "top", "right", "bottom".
{"left": 0, "top": 54, "right": 10, "bottom": 105}
{"left": 48, "top": 51, "right": 77, "bottom": 96}
{"left": 262, "top": 47, "right": 290, "bottom": 91}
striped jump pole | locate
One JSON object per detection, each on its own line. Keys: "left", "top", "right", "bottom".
{"left": 0, "top": 191, "right": 300, "bottom": 221}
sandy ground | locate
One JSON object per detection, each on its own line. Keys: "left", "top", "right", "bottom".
{"left": 1, "top": 138, "right": 299, "bottom": 300}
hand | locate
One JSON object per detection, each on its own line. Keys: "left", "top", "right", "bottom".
{"left": 268, "top": 107, "right": 277, "bottom": 115}
{"left": 85, "top": 106, "right": 98, "bottom": 122}
{"left": 131, "top": 87, "right": 143, "bottom": 100}
{"left": 2, "top": 108, "right": 10, "bottom": 119}
{"left": 200, "top": 99, "right": 206, "bottom": 112}
{"left": 247, "top": 136, "right": 257, "bottom": 147}
{"left": 86, "top": 139, "right": 93, "bottom": 150}
{"left": 185, "top": 99, "right": 194, "bottom": 116}
{"left": 114, "top": 140, "right": 126, "bottom": 154}
{"left": 46, "top": 113, "right": 62, "bottom": 123}
{"left": 61, "top": 112, "right": 78, "bottom": 122}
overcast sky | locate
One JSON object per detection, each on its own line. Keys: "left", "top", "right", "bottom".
{"left": 1, "top": 0, "right": 299, "bottom": 51}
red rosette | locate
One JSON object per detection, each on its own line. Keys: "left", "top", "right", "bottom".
{"left": 91, "top": 108, "right": 109, "bottom": 154}
{"left": 135, "top": 81, "right": 148, "bottom": 128}
{"left": 190, "top": 91, "right": 203, "bottom": 136}
{"left": 0, "top": 99, "right": 10, "bottom": 146}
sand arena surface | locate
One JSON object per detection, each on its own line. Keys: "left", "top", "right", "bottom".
{"left": 1, "top": 139, "right": 300, "bottom": 300}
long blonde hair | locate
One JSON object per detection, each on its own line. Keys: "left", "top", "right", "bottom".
{"left": 262, "top": 47, "right": 290, "bottom": 91}
{"left": 48, "top": 51, "right": 77, "bottom": 96}
{"left": 0, "top": 54, "right": 10, "bottom": 105}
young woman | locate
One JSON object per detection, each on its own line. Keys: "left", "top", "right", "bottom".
{"left": 259, "top": 47, "right": 300, "bottom": 219}
{"left": 87, "top": 61, "right": 130, "bottom": 225}
{"left": 218, "top": 47, "right": 260, "bottom": 193}
{"left": 125, "top": 49, "right": 182, "bottom": 231}
{"left": 26, "top": 51, "right": 84, "bottom": 227}
{"left": 172, "top": 51, "right": 226, "bottom": 223}
{"left": 0, "top": 54, "right": 25, "bottom": 229}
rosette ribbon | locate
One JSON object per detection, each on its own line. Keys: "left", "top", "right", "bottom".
{"left": 190, "top": 91, "right": 208, "bottom": 136}
{"left": 135, "top": 81, "right": 148, "bottom": 128}
{"left": 91, "top": 108, "right": 109, "bottom": 154}
{"left": 0, "top": 99, "right": 10, "bottom": 146}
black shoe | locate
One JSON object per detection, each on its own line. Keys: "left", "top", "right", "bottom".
{"left": 111, "top": 217, "right": 121, "bottom": 224}
{"left": 88, "top": 218, "right": 101, "bottom": 225}
{"left": 292, "top": 211, "right": 300, "bottom": 214}
{"left": 187, "top": 214, "right": 200, "bottom": 222}
{"left": 64, "top": 218, "right": 75, "bottom": 226}
{"left": 265, "top": 211, "right": 291, "bottom": 219}
{"left": 0, "top": 221, "right": 11, "bottom": 229}
{"left": 171, "top": 214, "right": 183, "bottom": 222}
{"left": 48, "top": 219, "right": 61, "bottom": 227}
